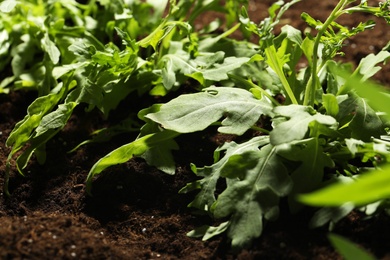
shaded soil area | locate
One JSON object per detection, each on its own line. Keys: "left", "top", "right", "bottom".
{"left": 1, "top": 0, "right": 390, "bottom": 259}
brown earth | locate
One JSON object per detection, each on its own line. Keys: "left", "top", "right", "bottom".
{"left": 1, "top": 0, "right": 390, "bottom": 259}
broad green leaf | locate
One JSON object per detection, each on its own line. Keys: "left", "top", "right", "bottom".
{"left": 180, "top": 136, "right": 270, "bottom": 210}
{"left": 276, "top": 138, "right": 334, "bottom": 212}
{"left": 328, "top": 234, "right": 376, "bottom": 260}
{"left": 299, "top": 164, "right": 390, "bottom": 206}
{"left": 146, "top": 86, "right": 274, "bottom": 135}
{"left": 212, "top": 144, "right": 292, "bottom": 249}
{"left": 270, "top": 105, "right": 337, "bottom": 145}
{"left": 86, "top": 130, "right": 180, "bottom": 194}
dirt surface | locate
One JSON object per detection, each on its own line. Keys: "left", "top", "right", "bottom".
{"left": 1, "top": 0, "right": 390, "bottom": 259}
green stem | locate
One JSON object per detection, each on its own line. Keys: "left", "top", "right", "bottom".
{"left": 303, "top": 0, "right": 349, "bottom": 106}
{"left": 251, "top": 125, "right": 270, "bottom": 134}
{"left": 228, "top": 74, "right": 281, "bottom": 106}
{"left": 265, "top": 46, "right": 298, "bottom": 105}
{"left": 3, "top": 156, "right": 12, "bottom": 197}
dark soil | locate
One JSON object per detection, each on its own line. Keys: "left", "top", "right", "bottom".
{"left": 1, "top": 1, "right": 390, "bottom": 259}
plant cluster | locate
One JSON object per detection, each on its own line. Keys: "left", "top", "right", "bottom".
{"left": 2, "top": 0, "right": 390, "bottom": 253}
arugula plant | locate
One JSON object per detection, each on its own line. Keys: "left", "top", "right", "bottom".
{"left": 134, "top": 0, "right": 390, "bottom": 249}
{"left": 3, "top": 0, "right": 390, "bottom": 252}
{"left": 3, "top": 0, "right": 252, "bottom": 195}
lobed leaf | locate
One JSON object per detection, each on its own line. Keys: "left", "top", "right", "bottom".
{"left": 180, "top": 136, "right": 270, "bottom": 210}
{"left": 270, "top": 105, "right": 337, "bottom": 145}
{"left": 276, "top": 138, "right": 334, "bottom": 212}
{"left": 146, "top": 86, "right": 274, "bottom": 135}
{"left": 212, "top": 144, "right": 293, "bottom": 249}
{"left": 336, "top": 94, "right": 385, "bottom": 141}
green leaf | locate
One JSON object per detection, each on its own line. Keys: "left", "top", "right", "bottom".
{"left": 188, "top": 56, "right": 250, "bottom": 85}
{"left": 276, "top": 138, "right": 334, "bottom": 212}
{"left": 309, "top": 203, "right": 354, "bottom": 229}
{"left": 0, "top": 0, "right": 17, "bottom": 13}
{"left": 180, "top": 136, "right": 270, "bottom": 210}
{"left": 337, "top": 94, "right": 385, "bottom": 141}
{"left": 329, "top": 62, "right": 390, "bottom": 121}
{"left": 138, "top": 21, "right": 176, "bottom": 50}
{"left": 328, "top": 234, "right": 376, "bottom": 260}
{"left": 146, "top": 86, "right": 274, "bottom": 135}
{"left": 86, "top": 130, "right": 180, "bottom": 194}
{"left": 139, "top": 122, "right": 179, "bottom": 175}
{"left": 42, "top": 33, "right": 60, "bottom": 65}
{"left": 264, "top": 44, "right": 298, "bottom": 104}
{"left": 6, "top": 84, "right": 66, "bottom": 154}
{"left": 322, "top": 93, "right": 339, "bottom": 117}
{"left": 212, "top": 144, "right": 292, "bottom": 249}
{"left": 187, "top": 222, "right": 229, "bottom": 241}
{"left": 36, "top": 102, "right": 77, "bottom": 136}
{"left": 270, "top": 105, "right": 337, "bottom": 145}
{"left": 299, "top": 164, "right": 390, "bottom": 206}
{"left": 16, "top": 129, "right": 59, "bottom": 172}
{"left": 355, "top": 50, "right": 390, "bottom": 81}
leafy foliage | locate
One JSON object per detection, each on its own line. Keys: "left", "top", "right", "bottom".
{"left": 3, "top": 0, "right": 390, "bottom": 254}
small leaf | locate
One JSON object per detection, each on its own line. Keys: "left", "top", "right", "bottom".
{"left": 356, "top": 51, "right": 390, "bottom": 81}
{"left": 328, "top": 234, "right": 376, "bottom": 260}
{"left": 42, "top": 33, "right": 60, "bottom": 65}
{"left": 187, "top": 222, "right": 229, "bottom": 241}
{"left": 309, "top": 203, "right": 354, "bottom": 229}
{"left": 322, "top": 93, "right": 339, "bottom": 117}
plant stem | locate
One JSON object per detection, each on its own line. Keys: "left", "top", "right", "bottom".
{"left": 303, "top": 0, "right": 349, "bottom": 106}
{"left": 228, "top": 74, "right": 281, "bottom": 106}
{"left": 251, "top": 125, "right": 270, "bottom": 134}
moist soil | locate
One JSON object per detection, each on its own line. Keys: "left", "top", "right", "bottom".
{"left": 1, "top": 0, "right": 390, "bottom": 259}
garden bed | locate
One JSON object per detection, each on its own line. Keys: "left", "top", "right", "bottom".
{"left": 1, "top": 0, "right": 390, "bottom": 259}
